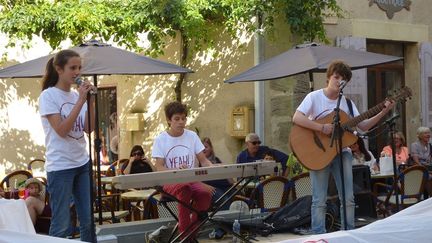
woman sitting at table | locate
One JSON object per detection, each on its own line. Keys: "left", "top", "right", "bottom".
{"left": 380, "top": 131, "right": 409, "bottom": 166}
{"left": 123, "top": 145, "right": 154, "bottom": 175}
{"left": 349, "top": 137, "right": 378, "bottom": 173}
{"left": 410, "top": 126, "right": 431, "bottom": 166}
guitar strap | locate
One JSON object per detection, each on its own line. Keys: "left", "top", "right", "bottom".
{"left": 346, "top": 97, "right": 354, "bottom": 117}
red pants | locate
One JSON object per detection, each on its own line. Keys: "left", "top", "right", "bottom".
{"left": 163, "top": 182, "right": 212, "bottom": 237}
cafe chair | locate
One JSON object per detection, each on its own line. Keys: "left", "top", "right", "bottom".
{"left": 144, "top": 190, "right": 179, "bottom": 220}
{"left": 27, "top": 159, "right": 46, "bottom": 177}
{"left": 0, "top": 170, "right": 33, "bottom": 191}
{"left": 290, "top": 172, "right": 312, "bottom": 200}
{"left": 235, "top": 176, "right": 290, "bottom": 212}
{"left": 94, "top": 193, "right": 129, "bottom": 223}
{"left": 143, "top": 190, "right": 180, "bottom": 242}
{"left": 254, "top": 176, "right": 290, "bottom": 212}
{"left": 106, "top": 159, "right": 129, "bottom": 176}
{"left": 373, "top": 165, "right": 428, "bottom": 217}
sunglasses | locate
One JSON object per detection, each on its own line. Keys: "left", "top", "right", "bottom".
{"left": 132, "top": 152, "right": 143, "bottom": 156}
{"left": 250, "top": 141, "right": 261, "bottom": 145}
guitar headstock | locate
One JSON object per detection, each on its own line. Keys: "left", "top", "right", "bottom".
{"left": 388, "top": 86, "right": 412, "bottom": 103}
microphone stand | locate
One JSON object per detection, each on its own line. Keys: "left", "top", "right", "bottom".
{"left": 385, "top": 116, "right": 400, "bottom": 212}
{"left": 329, "top": 87, "right": 348, "bottom": 231}
{"left": 89, "top": 74, "right": 104, "bottom": 228}
{"left": 86, "top": 92, "right": 97, "bottom": 243}
{"left": 85, "top": 75, "right": 103, "bottom": 242}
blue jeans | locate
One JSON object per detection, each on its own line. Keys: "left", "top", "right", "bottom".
{"left": 212, "top": 187, "right": 231, "bottom": 211}
{"left": 47, "top": 162, "right": 93, "bottom": 242}
{"left": 310, "top": 151, "right": 355, "bottom": 234}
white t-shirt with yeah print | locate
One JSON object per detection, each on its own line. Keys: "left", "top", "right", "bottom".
{"left": 39, "top": 87, "right": 89, "bottom": 172}
{"left": 152, "top": 129, "right": 204, "bottom": 169}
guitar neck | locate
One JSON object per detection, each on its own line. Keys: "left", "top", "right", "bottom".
{"left": 343, "top": 102, "right": 386, "bottom": 128}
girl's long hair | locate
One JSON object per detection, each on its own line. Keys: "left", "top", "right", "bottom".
{"left": 41, "top": 50, "right": 80, "bottom": 91}
{"left": 357, "top": 137, "right": 371, "bottom": 161}
{"left": 129, "top": 145, "right": 145, "bottom": 157}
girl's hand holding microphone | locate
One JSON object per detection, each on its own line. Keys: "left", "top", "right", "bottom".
{"left": 75, "top": 77, "right": 97, "bottom": 99}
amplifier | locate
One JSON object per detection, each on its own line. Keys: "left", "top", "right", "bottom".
{"left": 352, "top": 165, "right": 371, "bottom": 194}
{"left": 355, "top": 193, "right": 376, "bottom": 218}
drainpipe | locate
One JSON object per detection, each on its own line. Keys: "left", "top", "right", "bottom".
{"left": 254, "top": 14, "right": 265, "bottom": 143}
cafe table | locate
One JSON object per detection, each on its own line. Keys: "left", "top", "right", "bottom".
{"left": 121, "top": 188, "right": 156, "bottom": 221}
{"left": 371, "top": 171, "right": 394, "bottom": 179}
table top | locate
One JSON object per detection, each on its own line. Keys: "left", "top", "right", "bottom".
{"left": 93, "top": 164, "right": 111, "bottom": 171}
{"left": 237, "top": 179, "right": 261, "bottom": 189}
{"left": 100, "top": 177, "right": 113, "bottom": 184}
{"left": 121, "top": 189, "right": 156, "bottom": 200}
{"left": 371, "top": 172, "right": 395, "bottom": 179}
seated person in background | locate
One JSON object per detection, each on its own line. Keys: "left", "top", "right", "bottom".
{"left": 100, "top": 144, "right": 110, "bottom": 165}
{"left": 263, "top": 151, "right": 275, "bottom": 161}
{"left": 236, "top": 133, "right": 288, "bottom": 174}
{"left": 410, "top": 127, "right": 432, "bottom": 166}
{"left": 263, "top": 151, "right": 283, "bottom": 176}
{"left": 349, "top": 137, "right": 378, "bottom": 173}
{"left": 123, "top": 145, "right": 153, "bottom": 175}
{"left": 202, "top": 137, "right": 232, "bottom": 239}
{"left": 152, "top": 101, "right": 214, "bottom": 242}
{"left": 380, "top": 131, "right": 409, "bottom": 166}
{"left": 202, "top": 137, "right": 233, "bottom": 203}
{"left": 284, "top": 153, "right": 308, "bottom": 179}
{"left": 24, "top": 178, "right": 50, "bottom": 225}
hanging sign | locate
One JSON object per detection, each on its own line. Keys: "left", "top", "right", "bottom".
{"left": 368, "top": 0, "right": 412, "bottom": 19}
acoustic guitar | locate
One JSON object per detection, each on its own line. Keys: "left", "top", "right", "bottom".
{"left": 289, "top": 86, "right": 412, "bottom": 171}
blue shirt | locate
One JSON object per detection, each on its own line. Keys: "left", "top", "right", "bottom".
{"left": 236, "top": 146, "right": 288, "bottom": 172}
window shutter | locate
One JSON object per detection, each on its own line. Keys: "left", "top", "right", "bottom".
{"left": 420, "top": 42, "right": 432, "bottom": 127}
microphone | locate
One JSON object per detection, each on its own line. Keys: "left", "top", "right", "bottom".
{"left": 342, "top": 126, "right": 367, "bottom": 138}
{"left": 75, "top": 77, "right": 97, "bottom": 95}
{"left": 384, "top": 113, "right": 400, "bottom": 125}
{"left": 339, "top": 80, "right": 348, "bottom": 90}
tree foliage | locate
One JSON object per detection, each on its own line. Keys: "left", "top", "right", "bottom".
{"left": 0, "top": 0, "right": 342, "bottom": 100}
{"left": 0, "top": 0, "right": 342, "bottom": 54}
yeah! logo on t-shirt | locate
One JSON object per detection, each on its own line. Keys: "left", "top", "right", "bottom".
{"left": 165, "top": 145, "right": 195, "bottom": 169}
{"left": 60, "top": 102, "right": 85, "bottom": 140}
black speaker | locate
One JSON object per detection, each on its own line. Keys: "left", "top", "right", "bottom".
{"left": 352, "top": 165, "right": 371, "bottom": 194}
{"left": 354, "top": 193, "right": 376, "bottom": 218}
{"left": 352, "top": 165, "right": 376, "bottom": 218}
{"left": 330, "top": 165, "right": 377, "bottom": 219}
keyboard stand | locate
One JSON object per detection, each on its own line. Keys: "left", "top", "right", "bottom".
{"left": 157, "top": 176, "right": 259, "bottom": 243}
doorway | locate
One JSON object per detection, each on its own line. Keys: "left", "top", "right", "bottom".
{"left": 366, "top": 41, "right": 405, "bottom": 157}
{"left": 97, "top": 87, "right": 118, "bottom": 164}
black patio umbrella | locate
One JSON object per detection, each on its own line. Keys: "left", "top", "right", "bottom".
{"left": 0, "top": 40, "right": 192, "bottom": 236}
{"left": 0, "top": 40, "right": 191, "bottom": 77}
{"left": 225, "top": 42, "right": 402, "bottom": 90}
